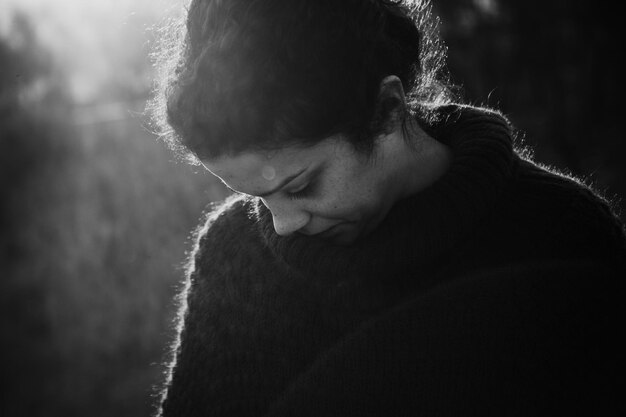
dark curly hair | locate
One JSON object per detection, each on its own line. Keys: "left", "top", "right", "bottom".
{"left": 149, "top": 0, "right": 453, "bottom": 163}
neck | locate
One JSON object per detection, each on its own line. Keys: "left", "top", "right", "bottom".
{"left": 385, "top": 117, "right": 453, "bottom": 201}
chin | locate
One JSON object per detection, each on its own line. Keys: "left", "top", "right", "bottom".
{"left": 327, "top": 233, "right": 358, "bottom": 246}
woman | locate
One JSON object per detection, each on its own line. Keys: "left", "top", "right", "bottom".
{"left": 151, "top": 0, "right": 625, "bottom": 415}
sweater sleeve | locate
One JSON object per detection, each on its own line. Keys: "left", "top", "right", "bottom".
{"left": 155, "top": 197, "right": 279, "bottom": 417}
{"left": 265, "top": 259, "right": 624, "bottom": 417}
{"left": 154, "top": 196, "right": 338, "bottom": 417}
{"left": 154, "top": 201, "right": 233, "bottom": 417}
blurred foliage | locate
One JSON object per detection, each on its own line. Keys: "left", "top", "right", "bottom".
{"left": 0, "top": 1, "right": 623, "bottom": 417}
{"left": 1, "top": 9, "right": 227, "bottom": 417}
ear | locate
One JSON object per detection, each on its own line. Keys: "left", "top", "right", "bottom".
{"left": 376, "top": 75, "right": 408, "bottom": 132}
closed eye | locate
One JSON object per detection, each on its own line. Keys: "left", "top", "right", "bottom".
{"left": 287, "top": 181, "right": 315, "bottom": 201}
{"left": 286, "top": 163, "right": 323, "bottom": 201}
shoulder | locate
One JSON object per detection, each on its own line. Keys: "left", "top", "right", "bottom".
{"left": 185, "top": 194, "right": 262, "bottom": 276}
{"left": 197, "top": 193, "right": 253, "bottom": 240}
{"left": 508, "top": 155, "right": 626, "bottom": 264}
{"left": 512, "top": 154, "right": 618, "bottom": 221}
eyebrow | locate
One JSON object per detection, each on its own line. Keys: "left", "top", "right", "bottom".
{"left": 256, "top": 167, "right": 307, "bottom": 198}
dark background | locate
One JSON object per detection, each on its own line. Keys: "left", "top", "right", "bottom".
{"left": 1, "top": 1, "right": 623, "bottom": 416}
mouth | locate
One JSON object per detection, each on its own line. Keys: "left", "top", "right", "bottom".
{"left": 307, "top": 222, "right": 358, "bottom": 242}
{"left": 314, "top": 224, "right": 343, "bottom": 239}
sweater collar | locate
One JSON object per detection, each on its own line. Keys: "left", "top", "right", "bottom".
{"left": 251, "top": 104, "right": 515, "bottom": 284}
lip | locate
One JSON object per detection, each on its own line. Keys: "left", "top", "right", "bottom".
{"left": 311, "top": 222, "right": 348, "bottom": 239}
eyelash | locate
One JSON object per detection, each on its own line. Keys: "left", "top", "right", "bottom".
{"left": 287, "top": 182, "right": 315, "bottom": 201}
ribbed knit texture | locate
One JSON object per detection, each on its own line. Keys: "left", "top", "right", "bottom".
{"left": 156, "top": 104, "right": 625, "bottom": 417}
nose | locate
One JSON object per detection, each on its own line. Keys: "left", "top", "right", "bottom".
{"left": 265, "top": 198, "right": 311, "bottom": 236}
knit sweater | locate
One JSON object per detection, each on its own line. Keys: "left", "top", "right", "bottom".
{"left": 156, "top": 105, "right": 625, "bottom": 416}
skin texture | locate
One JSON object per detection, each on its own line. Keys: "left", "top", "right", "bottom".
{"left": 202, "top": 77, "right": 453, "bottom": 244}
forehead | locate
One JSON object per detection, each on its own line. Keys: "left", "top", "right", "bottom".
{"left": 205, "top": 147, "right": 302, "bottom": 181}
{"left": 202, "top": 140, "right": 338, "bottom": 192}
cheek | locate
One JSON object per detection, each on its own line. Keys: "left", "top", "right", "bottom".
{"left": 316, "top": 183, "right": 377, "bottom": 220}
{"left": 312, "top": 161, "right": 382, "bottom": 220}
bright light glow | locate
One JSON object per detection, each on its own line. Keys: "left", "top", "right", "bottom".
{"left": 1, "top": 0, "right": 185, "bottom": 103}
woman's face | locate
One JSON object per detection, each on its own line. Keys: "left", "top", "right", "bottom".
{"left": 202, "top": 136, "right": 408, "bottom": 245}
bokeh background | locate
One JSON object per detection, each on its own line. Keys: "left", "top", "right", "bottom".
{"left": 1, "top": 0, "right": 623, "bottom": 416}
